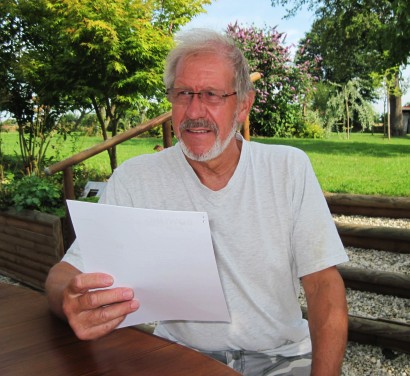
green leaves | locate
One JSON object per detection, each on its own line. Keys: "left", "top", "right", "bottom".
{"left": 1, "top": 0, "right": 211, "bottom": 172}
{"left": 227, "top": 23, "right": 315, "bottom": 137}
{"left": 5, "top": 175, "right": 65, "bottom": 216}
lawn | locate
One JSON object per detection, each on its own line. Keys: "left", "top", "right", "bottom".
{"left": 255, "top": 133, "right": 410, "bottom": 197}
{"left": 1, "top": 131, "right": 409, "bottom": 197}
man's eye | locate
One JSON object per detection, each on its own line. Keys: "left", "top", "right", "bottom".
{"left": 177, "top": 91, "right": 191, "bottom": 97}
{"left": 205, "top": 91, "right": 218, "bottom": 97}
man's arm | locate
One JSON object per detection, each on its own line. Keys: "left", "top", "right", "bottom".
{"left": 301, "top": 266, "right": 348, "bottom": 376}
{"left": 45, "top": 262, "right": 139, "bottom": 340}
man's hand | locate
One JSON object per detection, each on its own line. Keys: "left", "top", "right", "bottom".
{"left": 45, "top": 262, "right": 139, "bottom": 341}
{"left": 62, "top": 272, "right": 139, "bottom": 340}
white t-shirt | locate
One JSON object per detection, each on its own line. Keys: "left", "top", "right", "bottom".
{"left": 63, "top": 135, "right": 348, "bottom": 356}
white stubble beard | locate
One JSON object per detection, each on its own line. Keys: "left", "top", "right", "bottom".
{"left": 178, "top": 112, "right": 239, "bottom": 162}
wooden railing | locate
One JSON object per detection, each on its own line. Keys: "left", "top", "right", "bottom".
{"left": 45, "top": 72, "right": 261, "bottom": 247}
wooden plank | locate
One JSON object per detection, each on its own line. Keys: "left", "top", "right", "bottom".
{"left": 0, "top": 268, "right": 46, "bottom": 290}
{"left": 337, "top": 265, "right": 410, "bottom": 298}
{"left": 348, "top": 315, "right": 410, "bottom": 354}
{"left": 325, "top": 193, "right": 410, "bottom": 218}
{"left": 336, "top": 222, "right": 410, "bottom": 254}
{"left": 0, "top": 209, "right": 61, "bottom": 229}
{"left": 302, "top": 307, "right": 410, "bottom": 354}
{"left": 0, "top": 210, "right": 64, "bottom": 290}
{"left": 0, "top": 248, "right": 56, "bottom": 272}
{"left": 0, "top": 232, "right": 60, "bottom": 258}
{"left": 0, "top": 225, "right": 56, "bottom": 246}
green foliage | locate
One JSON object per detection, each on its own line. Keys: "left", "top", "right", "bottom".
{"left": 271, "top": 0, "right": 410, "bottom": 67}
{"left": 1, "top": 174, "right": 65, "bottom": 216}
{"left": 275, "top": 0, "right": 408, "bottom": 137}
{"left": 226, "top": 23, "right": 315, "bottom": 137}
{"left": 297, "top": 110, "right": 326, "bottom": 138}
{"left": 323, "top": 79, "right": 375, "bottom": 135}
{"left": 0, "top": 0, "right": 211, "bottom": 173}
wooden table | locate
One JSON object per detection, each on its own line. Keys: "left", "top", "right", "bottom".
{"left": 0, "top": 283, "right": 239, "bottom": 375}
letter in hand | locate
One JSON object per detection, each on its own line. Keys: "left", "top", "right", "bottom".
{"left": 62, "top": 272, "right": 139, "bottom": 340}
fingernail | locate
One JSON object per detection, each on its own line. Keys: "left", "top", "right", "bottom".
{"left": 130, "top": 300, "right": 139, "bottom": 310}
{"left": 122, "top": 289, "right": 133, "bottom": 299}
{"left": 104, "top": 276, "right": 114, "bottom": 285}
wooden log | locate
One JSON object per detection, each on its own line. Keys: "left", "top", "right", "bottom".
{"left": 348, "top": 315, "right": 410, "bottom": 354}
{"left": 302, "top": 307, "right": 410, "bottom": 354}
{"left": 337, "top": 265, "right": 410, "bottom": 298}
{"left": 336, "top": 222, "right": 410, "bottom": 254}
{"left": 325, "top": 193, "right": 410, "bottom": 218}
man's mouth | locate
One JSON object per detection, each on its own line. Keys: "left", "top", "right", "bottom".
{"left": 180, "top": 119, "right": 219, "bottom": 135}
{"left": 186, "top": 129, "right": 212, "bottom": 133}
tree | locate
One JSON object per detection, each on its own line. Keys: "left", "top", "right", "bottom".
{"left": 0, "top": 0, "right": 212, "bottom": 173}
{"left": 272, "top": 0, "right": 409, "bottom": 136}
{"left": 46, "top": 0, "right": 211, "bottom": 171}
{"left": 325, "top": 79, "right": 375, "bottom": 138}
{"left": 0, "top": 0, "right": 71, "bottom": 175}
{"left": 226, "top": 23, "right": 315, "bottom": 137}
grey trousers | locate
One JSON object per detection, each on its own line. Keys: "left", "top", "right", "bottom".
{"left": 202, "top": 350, "right": 312, "bottom": 376}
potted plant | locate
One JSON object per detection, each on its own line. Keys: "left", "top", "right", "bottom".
{"left": 0, "top": 174, "right": 66, "bottom": 290}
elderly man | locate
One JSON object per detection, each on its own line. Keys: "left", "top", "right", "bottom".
{"left": 46, "top": 29, "right": 348, "bottom": 376}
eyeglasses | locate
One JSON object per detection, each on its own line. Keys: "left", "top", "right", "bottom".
{"left": 166, "top": 88, "right": 237, "bottom": 106}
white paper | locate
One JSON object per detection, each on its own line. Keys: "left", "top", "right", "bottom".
{"left": 67, "top": 200, "right": 230, "bottom": 327}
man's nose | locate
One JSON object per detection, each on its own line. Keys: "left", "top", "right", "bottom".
{"left": 185, "top": 93, "right": 206, "bottom": 119}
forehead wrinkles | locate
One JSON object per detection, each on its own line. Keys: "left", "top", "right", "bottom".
{"left": 175, "top": 52, "right": 235, "bottom": 89}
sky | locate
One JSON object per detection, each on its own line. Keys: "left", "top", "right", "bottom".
{"left": 182, "top": 0, "right": 410, "bottom": 113}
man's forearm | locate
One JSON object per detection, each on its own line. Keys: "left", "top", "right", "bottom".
{"left": 302, "top": 267, "right": 348, "bottom": 376}
{"left": 308, "top": 301, "right": 347, "bottom": 375}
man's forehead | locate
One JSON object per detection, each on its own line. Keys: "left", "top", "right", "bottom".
{"left": 174, "top": 52, "right": 234, "bottom": 85}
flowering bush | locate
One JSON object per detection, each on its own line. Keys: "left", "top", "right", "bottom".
{"left": 226, "top": 23, "right": 317, "bottom": 137}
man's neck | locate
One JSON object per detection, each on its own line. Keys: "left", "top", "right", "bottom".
{"left": 186, "top": 138, "right": 242, "bottom": 191}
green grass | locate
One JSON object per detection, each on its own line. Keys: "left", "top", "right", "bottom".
{"left": 1, "top": 131, "right": 409, "bottom": 196}
{"left": 254, "top": 133, "right": 410, "bottom": 197}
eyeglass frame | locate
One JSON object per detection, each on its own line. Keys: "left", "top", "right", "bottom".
{"left": 166, "top": 88, "right": 237, "bottom": 106}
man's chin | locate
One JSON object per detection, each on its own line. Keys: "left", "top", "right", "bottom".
{"left": 180, "top": 143, "right": 221, "bottom": 162}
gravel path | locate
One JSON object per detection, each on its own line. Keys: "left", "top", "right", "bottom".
{"left": 333, "top": 214, "right": 410, "bottom": 229}
{"left": 333, "top": 214, "right": 410, "bottom": 375}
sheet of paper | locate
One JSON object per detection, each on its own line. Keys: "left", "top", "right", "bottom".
{"left": 67, "top": 200, "right": 230, "bottom": 327}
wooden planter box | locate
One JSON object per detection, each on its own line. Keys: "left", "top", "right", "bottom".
{"left": 0, "top": 209, "right": 65, "bottom": 291}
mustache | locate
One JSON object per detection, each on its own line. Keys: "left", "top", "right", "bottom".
{"left": 179, "top": 119, "right": 219, "bottom": 134}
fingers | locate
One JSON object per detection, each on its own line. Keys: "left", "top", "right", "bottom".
{"left": 68, "top": 272, "right": 114, "bottom": 294}
{"left": 62, "top": 273, "right": 140, "bottom": 340}
{"left": 69, "top": 298, "right": 140, "bottom": 340}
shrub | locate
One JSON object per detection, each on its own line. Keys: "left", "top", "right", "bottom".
{"left": 2, "top": 175, "right": 65, "bottom": 217}
{"left": 226, "top": 23, "right": 315, "bottom": 137}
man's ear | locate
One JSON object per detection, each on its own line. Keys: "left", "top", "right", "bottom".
{"left": 236, "top": 90, "right": 256, "bottom": 123}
